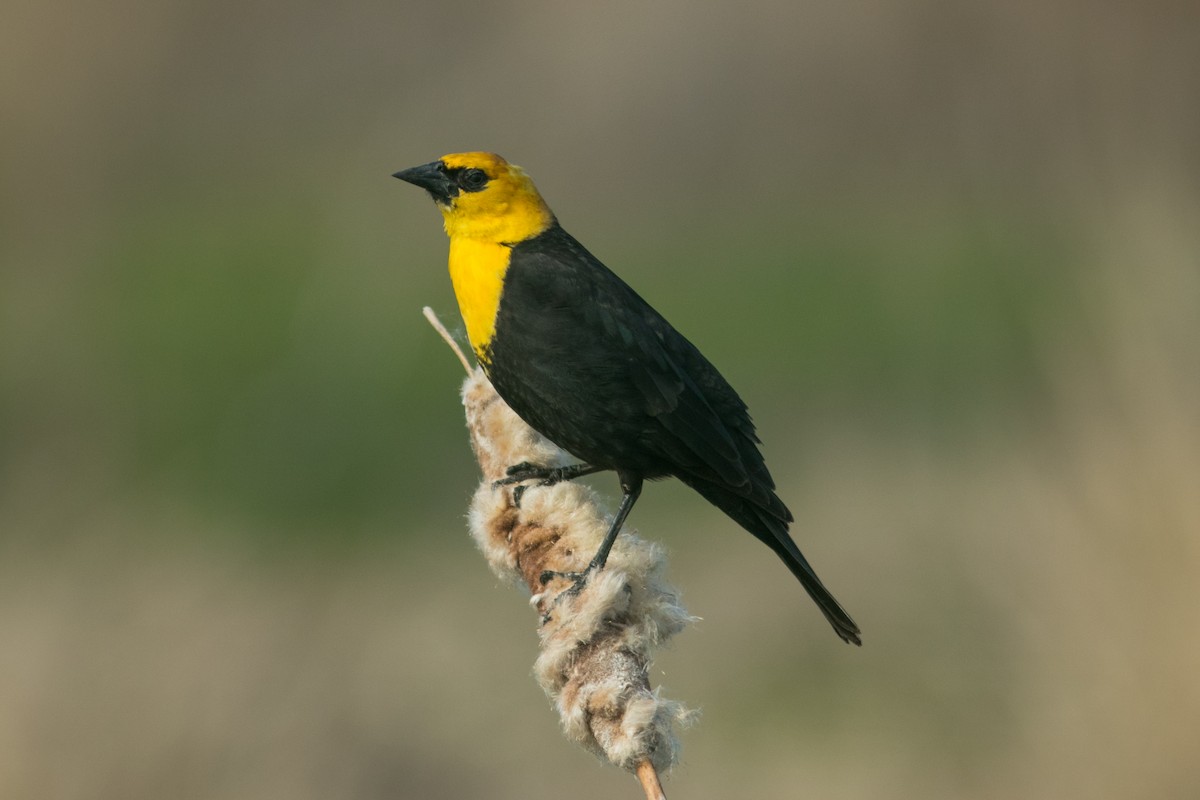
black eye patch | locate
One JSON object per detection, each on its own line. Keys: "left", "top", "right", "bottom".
{"left": 446, "top": 166, "right": 489, "bottom": 193}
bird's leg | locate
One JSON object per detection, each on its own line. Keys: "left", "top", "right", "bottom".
{"left": 495, "top": 461, "right": 607, "bottom": 507}
{"left": 539, "top": 473, "right": 644, "bottom": 598}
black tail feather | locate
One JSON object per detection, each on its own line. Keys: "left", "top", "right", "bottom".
{"left": 680, "top": 476, "right": 862, "bottom": 645}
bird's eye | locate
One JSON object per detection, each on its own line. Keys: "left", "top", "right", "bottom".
{"left": 459, "top": 168, "right": 488, "bottom": 192}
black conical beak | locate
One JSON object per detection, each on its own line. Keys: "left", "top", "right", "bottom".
{"left": 393, "top": 160, "right": 456, "bottom": 205}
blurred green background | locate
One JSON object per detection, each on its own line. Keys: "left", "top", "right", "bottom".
{"left": 2, "top": 2, "right": 1198, "bottom": 798}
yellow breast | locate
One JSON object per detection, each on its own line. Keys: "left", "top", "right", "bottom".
{"left": 447, "top": 236, "right": 512, "bottom": 361}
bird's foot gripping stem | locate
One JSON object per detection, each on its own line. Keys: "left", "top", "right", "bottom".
{"left": 494, "top": 461, "right": 604, "bottom": 506}
{"left": 539, "top": 565, "right": 593, "bottom": 596}
{"left": 495, "top": 461, "right": 603, "bottom": 487}
{"left": 536, "top": 565, "right": 595, "bottom": 623}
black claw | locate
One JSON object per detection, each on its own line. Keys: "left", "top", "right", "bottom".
{"left": 539, "top": 567, "right": 592, "bottom": 597}
{"left": 495, "top": 461, "right": 604, "bottom": 491}
{"left": 536, "top": 565, "right": 599, "bottom": 625}
{"left": 493, "top": 461, "right": 545, "bottom": 488}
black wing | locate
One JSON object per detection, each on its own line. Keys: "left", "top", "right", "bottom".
{"left": 488, "top": 222, "right": 786, "bottom": 520}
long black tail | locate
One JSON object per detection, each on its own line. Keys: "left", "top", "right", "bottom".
{"left": 680, "top": 476, "right": 862, "bottom": 645}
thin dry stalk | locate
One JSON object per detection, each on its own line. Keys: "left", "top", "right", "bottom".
{"left": 637, "top": 758, "right": 669, "bottom": 800}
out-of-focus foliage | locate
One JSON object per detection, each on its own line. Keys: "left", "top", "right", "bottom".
{"left": 2, "top": 2, "right": 1197, "bottom": 799}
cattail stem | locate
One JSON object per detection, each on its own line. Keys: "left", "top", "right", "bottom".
{"left": 423, "top": 308, "right": 695, "bottom": 795}
{"left": 637, "top": 758, "right": 668, "bottom": 800}
{"left": 423, "top": 305, "right": 472, "bottom": 373}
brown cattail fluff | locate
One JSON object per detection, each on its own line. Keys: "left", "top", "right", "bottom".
{"left": 461, "top": 368, "right": 696, "bottom": 774}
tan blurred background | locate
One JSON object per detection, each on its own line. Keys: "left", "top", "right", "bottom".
{"left": 2, "top": 1, "right": 1198, "bottom": 798}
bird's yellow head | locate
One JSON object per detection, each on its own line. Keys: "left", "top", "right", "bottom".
{"left": 393, "top": 152, "right": 554, "bottom": 243}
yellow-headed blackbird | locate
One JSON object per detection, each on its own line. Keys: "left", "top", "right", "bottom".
{"left": 395, "top": 152, "right": 860, "bottom": 645}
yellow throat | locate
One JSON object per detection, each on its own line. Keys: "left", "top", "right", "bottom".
{"left": 436, "top": 152, "right": 553, "bottom": 360}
